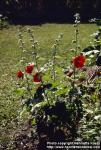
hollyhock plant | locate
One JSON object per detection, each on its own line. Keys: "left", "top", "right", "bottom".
{"left": 33, "top": 73, "right": 42, "bottom": 83}
{"left": 13, "top": 18, "right": 101, "bottom": 149}
{"left": 25, "top": 64, "right": 34, "bottom": 74}
{"left": 17, "top": 71, "right": 24, "bottom": 78}
{"left": 72, "top": 54, "right": 85, "bottom": 68}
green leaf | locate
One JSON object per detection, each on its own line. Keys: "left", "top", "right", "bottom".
{"left": 52, "top": 81, "right": 59, "bottom": 88}
{"left": 31, "top": 118, "right": 36, "bottom": 125}
{"left": 55, "top": 87, "right": 68, "bottom": 96}
{"left": 55, "top": 55, "right": 62, "bottom": 59}
{"left": 55, "top": 66, "right": 63, "bottom": 74}
{"left": 15, "top": 88, "right": 25, "bottom": 96}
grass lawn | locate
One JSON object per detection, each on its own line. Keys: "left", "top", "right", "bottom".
{"left": 0, "top": 23, "right": 97, "bottom": 76}
{"left": 0, "top": 23, "right": 98, "bottom": 146}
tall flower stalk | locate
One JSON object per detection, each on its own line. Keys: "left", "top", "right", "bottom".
{"left": 52, "top": 33, "right": 63, "bottom": 81}
{"left": 27, "top": 28, "right": 49, "bottom": 101}
{"left": 18, "top": 27, "right": 33, "bottom": 98}
{"left": 73, "top": 13, "right": 80, "bottom": 88}
{"left": 52, "top": 44, "right": 57, "bottom": 82}
{"left": 51, "top": 33, "right": 63, "bottom": 100}
{"left": 18, "top": 27, "right": 26, "bottom": 63}
{"left": 27, "top": 28, "right": 38, "bottom": 69}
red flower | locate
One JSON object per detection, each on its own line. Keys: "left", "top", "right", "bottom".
{"left": 33, "top": 73, "right": 42, "bottom": 83}
{"left": 72, "top": 54, "right": 85, "bottom": 68}
{"left": 25, "top": 64, "right": 34, "bottom": 74}
{"left": 17, "top": 71, "right": 24, "bottom": 78}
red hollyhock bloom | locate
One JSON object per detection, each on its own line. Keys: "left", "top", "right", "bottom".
{"left": 33, "top": 73, "right": 42, "bottom": 83}
{"left": 72, "top": 54, "right": 85, "bottom": 68}
{"left": 25, "top": 64, "right": 34, "bottom": 74}
{"left": 17, "top": 71, "right": 24, "bottom": 78}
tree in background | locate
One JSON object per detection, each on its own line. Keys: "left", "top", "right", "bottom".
{"left": 0, "top": 0, "right": 101, "bottom": 23}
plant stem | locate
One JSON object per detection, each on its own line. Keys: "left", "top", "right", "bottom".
{"left": 53, "top": 51, "right": 56, "bottom": 82}
{"left": 52, "top": 45, "right": 57, "bottom": 101}
{"left": 73, "top": 20, "right": 79, "bottom": 89}
{"left": 26, "top": 75, "right": 33, "bottom": 98}
{"left": 28, "top": 29, "right": 49, "bottom": 101}
{"left": 18, "top": 27, "right": 33, "bottom": 98}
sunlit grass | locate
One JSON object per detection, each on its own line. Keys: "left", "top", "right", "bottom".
{"left": 0, "top": 23, "right": 97, "bottom": 76}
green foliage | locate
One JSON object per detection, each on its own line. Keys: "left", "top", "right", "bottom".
{"left": 0, "top": 14, "right": 8, "bottom": 30}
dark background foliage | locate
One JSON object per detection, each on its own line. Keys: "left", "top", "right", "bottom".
{"left": 0, "top": 0, "right": 101, "bottom": 24}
